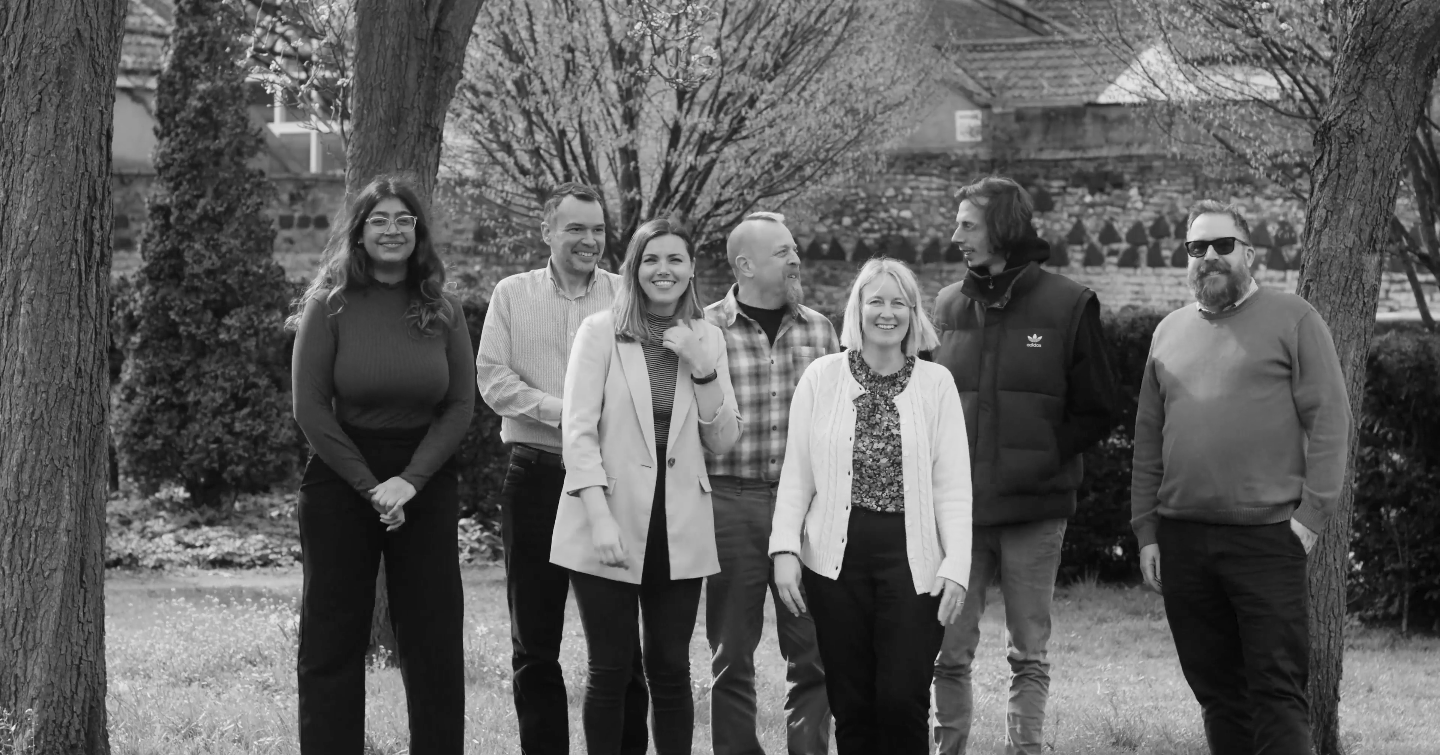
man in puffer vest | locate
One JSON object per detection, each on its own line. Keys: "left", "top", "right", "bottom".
{"left": 930, "top": 176, "right": 1117, "bottom": 755}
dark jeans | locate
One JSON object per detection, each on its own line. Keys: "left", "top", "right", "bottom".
{"left": 803, "top": 507, "right": 943, "bottom": 755}
{"left": 500, "top": 446, "right": 648, "bottom": 754}
{"left": 296, "top": 425, "right": 463, "bottom": 754}
{"left": 706, "top": 476, "right": 830, "bottom": 755}
{"left": 1158, "top": 518, "right": 1312, "bottom": 755}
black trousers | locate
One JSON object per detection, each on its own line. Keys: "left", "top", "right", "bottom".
{"left": 1158, "top": 518, "right": 1312, "bottom": 755}
{"left": 570, "top": 452, "right": 703, "bottom": 755}
{"left": 296, "top": 425, "right": 464, "bottom": 754}
{"left": 501, "top": 446, "right": 649, "bottom": 754}
{"left": 802, "top": 507, "right": 943, "bottom": 755}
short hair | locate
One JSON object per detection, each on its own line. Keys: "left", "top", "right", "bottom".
{"left": 612, "top": 218, "right": 705, "bottom": 342}
{"left": 1186, "top": 199, "right": 1251, "bottom": 242}
{"left": 839, "top": 257, "right": 940, "bottom": 357}
{"left": 726, "top": 211, "right": 790, "bottom": 267}
{"left": 542, "top": 182, "right": 604, "bottom": 227}
{"left": 953, "top": 176, "right": 1041, "bottom": 257}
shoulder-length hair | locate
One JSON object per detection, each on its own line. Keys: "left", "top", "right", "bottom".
{"left": 840, "top": 257, "right": 940, "bottom": 357}
{"left": 954, "top": 175, "right": 1040, "bottom": 257}
{"left": 285, "top": 174, "right": 454, "bottom": 336}
{"left": 612, "top": 218, "right": 704, "bottom": 343}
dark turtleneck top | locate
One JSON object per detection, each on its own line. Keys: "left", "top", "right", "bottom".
{"left": 292, "top": 281, "right": 475, "bottom": 493}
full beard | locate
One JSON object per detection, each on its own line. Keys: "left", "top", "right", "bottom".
{"left": 1188, "top": 261, "right": 1252, "bottom": 310}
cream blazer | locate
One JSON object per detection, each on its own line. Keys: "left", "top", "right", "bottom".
{"left": 768, "top": 352, "right": 973, "bottom": 594}
{"left": 552, "top": 310, "right": 742, "bottom": 584}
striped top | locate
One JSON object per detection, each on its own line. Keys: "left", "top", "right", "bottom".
{"left": 476, "top": 263, "right": 620, "bottom": 453}
{"left": 639, "top": 311, "right": 679, "bottom": 451}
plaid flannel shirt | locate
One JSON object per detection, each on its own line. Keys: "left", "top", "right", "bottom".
{"left": 703, "top": 285, "right": 840, "bottom": 481}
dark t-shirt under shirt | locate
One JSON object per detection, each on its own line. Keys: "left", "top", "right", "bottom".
{"left": 737, "top": 300, "right": 786, "bottom": 346}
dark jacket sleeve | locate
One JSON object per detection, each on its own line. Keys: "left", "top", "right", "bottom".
{"left": 1055, "top": 294, "right": 1117, "bottom": 460}
{"left": 399, "top": 294, "right": 477, "bottom": 491}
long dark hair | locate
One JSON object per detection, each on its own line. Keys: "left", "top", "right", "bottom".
{"left": 286, "top": 174, "right": 454, "bottom": 336}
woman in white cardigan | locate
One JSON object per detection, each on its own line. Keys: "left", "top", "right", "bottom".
{"left": 553, "top": 218, "right": 742, "bottom": 755}
{"left": 770, "top": 257, "right": 973, "bottom": 755}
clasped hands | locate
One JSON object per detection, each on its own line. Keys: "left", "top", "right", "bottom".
{"left": 772, "top": 552, "right": 968, "bottom": 626}
{"left": 369, "top": 476, "right": 416, "bottom": 531}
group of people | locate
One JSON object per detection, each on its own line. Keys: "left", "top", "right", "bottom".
{"left": 287, "top": 172, "right": 1351, "bottom": 755}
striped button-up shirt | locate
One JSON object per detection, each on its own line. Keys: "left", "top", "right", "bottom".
{"left": 476, "top": 263, "right": 619, "bottom": 452}
{"left": 703, "top": 285, "right": 839, "bottom": 481}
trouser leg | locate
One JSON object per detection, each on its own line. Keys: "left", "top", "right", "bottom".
{"left": 870, "top": 517, "right": 945, "bottom": 755}
{"left": 933, "top": 527, "right": 1001, "bottom": 755}
{"left": 640, "top": 576, "right": 705, "bottom": 755}
{"left": 384, "top": 464, "right": 465, "bottom": 755}
{"left": 705, "top": 477, "right": 771, "bottom": 755}
{"left": 571, "top": 571, "right": 643, "bottom": 755}
{"left": 996, "top": 518, "right": 1067, "bottom": 755}
{"left": 501, "top": 455, "right": 575, "bottom": 754}
{"left": 296, "top": 459, "right": 384, "bottom": 755}
{"left": 1159, "top": 518, "right": 1256, "bottom": 754}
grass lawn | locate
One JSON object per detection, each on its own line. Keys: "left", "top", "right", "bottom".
{"left": 105, "top": 566, "right": 1439, "bottom": 754}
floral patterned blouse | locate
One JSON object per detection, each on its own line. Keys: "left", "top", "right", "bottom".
{"left": 848, "top": 349, "right": 914, "bottom": 513}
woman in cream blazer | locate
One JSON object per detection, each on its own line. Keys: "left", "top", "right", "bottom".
{"left": 770, "top": 257, "right": 973, "bottom": 755}
{"left": 552, "top": 218, "right": 741, "bottom": 755}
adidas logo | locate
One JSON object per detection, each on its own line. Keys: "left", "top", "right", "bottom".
{"left": 1026, "top": 334, "right": 1043, "bottom": 348}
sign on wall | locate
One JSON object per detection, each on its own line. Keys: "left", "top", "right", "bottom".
{"left": 954, "top": 110, "right": 983, "bottom": 143}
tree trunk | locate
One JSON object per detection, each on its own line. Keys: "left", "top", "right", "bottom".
{"left": 346, "top": 0, "right": 485, "bottom": 202}
{"left": 0, "top": 1, "right": 127, "bottom": 753}
{"left": 346, "top": 0, "right": 485, "bottom": 664}
{"left": 1294, "top": 2, "right": 1440, "bottom": 753}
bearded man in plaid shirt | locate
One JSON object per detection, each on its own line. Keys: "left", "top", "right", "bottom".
{"left": 702, "top": 212, "right": 838, "bottom": 755}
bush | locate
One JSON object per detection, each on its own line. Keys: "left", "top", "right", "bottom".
{"left": 1350, "top": 331, "right": 1440, "bottom": 631}
{"left": 111, "top": 0, "right": 296, "bottom": 508}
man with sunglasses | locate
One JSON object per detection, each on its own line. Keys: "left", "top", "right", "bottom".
{"left": 477, "top": 182, "right": 650, "bottom": 754}
{"left": 1131, "top": 200, "right": 1350, "bottom": 755}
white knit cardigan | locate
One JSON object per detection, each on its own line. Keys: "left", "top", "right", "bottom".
{"left": 768, "top": 352, "right": 973, "bottom": 593}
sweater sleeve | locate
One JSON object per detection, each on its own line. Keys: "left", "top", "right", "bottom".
{"left": 1289, "top": 309, "right": 1352, "bottom": 533}
{"left": 930, "top": 374, "right": 973, "bottom": 588}
{"left": 1130, "top": 340, "right": 1166, "bottom": 548}
{"left": 1055, "top": 294, "right": 1118, "bottom": 460}
{"left": 292, "top": 295, "right": 380, "bottom": 492}
{"left": 769, "top": 365, "right": 819, "bottom": 557}
{"left": 399, "top": 294, "right": 477, "bottom": 491}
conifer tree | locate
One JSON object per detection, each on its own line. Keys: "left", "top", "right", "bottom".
{"left": 114, "top": 0, "right": 296, "bottom": 508}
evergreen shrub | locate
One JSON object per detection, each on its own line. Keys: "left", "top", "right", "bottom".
{"left": 112, "top": 0, "right": 297, "bottom": 508}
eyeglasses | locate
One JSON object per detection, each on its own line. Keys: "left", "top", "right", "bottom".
{"left": 1184, "top": 237, "right": 1247, "bottom": 258}
{"left": 366, "top": 215, "right": 417, "bottom": 232}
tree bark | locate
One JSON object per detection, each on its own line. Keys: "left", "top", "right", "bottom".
{"left": 346, "top": 0, "right": 485, "bottom": 662}
{"left": 0, "top": 1, "right": 127, "bottom": 753}
{"left": 346, "top": 0, "right": 485, "bottom": 202}
{"left": 1295, "top": 2, "right": 1440, "bottom": 753}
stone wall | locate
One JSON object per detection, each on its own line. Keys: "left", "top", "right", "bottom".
{"left": 109, "top": 153, "right": 1437, "bottom": 316}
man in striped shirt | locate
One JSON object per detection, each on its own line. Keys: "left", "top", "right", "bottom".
{"left": 476, "top": 182, "right": 648, "bottom": 755}
{"left": 703, "top": 212, "right": 838, "bottom": 755}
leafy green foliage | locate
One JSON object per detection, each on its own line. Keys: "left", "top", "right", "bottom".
{"left": 112, "top": 0, "right": 297, "bottom": 508}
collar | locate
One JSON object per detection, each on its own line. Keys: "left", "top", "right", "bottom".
{"left": 545, "top": 259, "right": 600, "bottom": 298}
{"left": 717, "top": 284, "right": 806, "bottom": 327}
{"left": 961, "top": 262, "right": 1034, "bottom": 309}
{"left": 1198, "top": 277, "right": 1261, "bottom": 314}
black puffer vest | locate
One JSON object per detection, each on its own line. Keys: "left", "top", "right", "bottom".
{"left": 933, "top": 262, "right": 1093, "bottom": 526}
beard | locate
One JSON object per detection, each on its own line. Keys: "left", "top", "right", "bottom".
{"left": 784, "top": 276, "right": 804, "bottom": 306}
{"left": 1188, "top": 258, "right": 1252, "bottom": 310}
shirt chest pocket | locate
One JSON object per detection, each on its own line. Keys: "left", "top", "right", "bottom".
{"left": 791, "top": 346, "right": 825, "bottom": 378}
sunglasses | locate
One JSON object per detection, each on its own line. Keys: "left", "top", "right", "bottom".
{"left": 1184, "top": 237, "right": 1247, "bottom": 258}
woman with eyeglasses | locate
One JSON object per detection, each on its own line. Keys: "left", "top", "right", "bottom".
{"left": 287, "top": 174, "right": 473, "bottom": 753}
{"left": 551, "top": 217, "right": 741, "bottom": 754}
